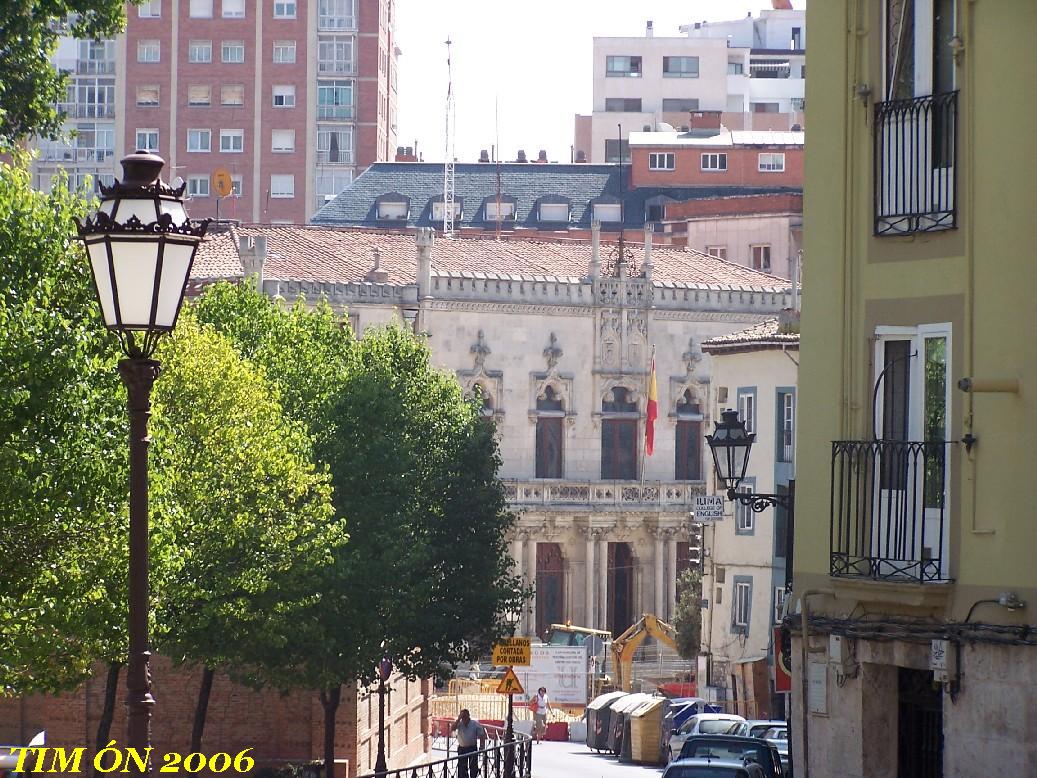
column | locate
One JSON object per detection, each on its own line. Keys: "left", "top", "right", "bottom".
{"left": 665, "top": 533, "right": 679, "bottom": 621}
{"left": 654, "top": 528, "right": 665, "bottom": 617}
{"left": 597, "top": 534, "right": 608, "bottom": 630}
{"left": 585, "top": 530, "right": 596, "bottom": 629}
{"left": 511, "top": 535, "right": 525, "bottom": 633}
{"left": 526, "top": 539, "right": 538, "bottom": 637}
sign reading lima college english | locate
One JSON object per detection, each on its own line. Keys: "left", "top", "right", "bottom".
{"left": 693, "top": 494, "right": 725, "bottom": 522}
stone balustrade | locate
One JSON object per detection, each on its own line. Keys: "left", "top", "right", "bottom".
{"left": 503, "top": 478, "right": 705, "bottom": 512}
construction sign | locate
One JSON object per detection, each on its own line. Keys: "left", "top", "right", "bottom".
{"left": 492, "top": 637, "right": 531, "bottom": 666}
{"left": 496, "top": 667, "right": 524, "bottom": 695}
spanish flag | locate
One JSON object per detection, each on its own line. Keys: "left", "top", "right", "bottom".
{"left": 645, "top": 354, "right": 658, "bottom": 456}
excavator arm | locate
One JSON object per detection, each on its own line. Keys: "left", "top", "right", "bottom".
{"left": 609, "top": 613, "right": 678, "bottom": 692}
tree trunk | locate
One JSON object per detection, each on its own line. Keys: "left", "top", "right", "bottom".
{"left": 319, "top": 685, "right": 342, "bottom": 778}
{"left": 190, "top": 666, "right": 216, "bottom": 754}
{"left": 94, "top": 662, "right": 122, "bottom": 777}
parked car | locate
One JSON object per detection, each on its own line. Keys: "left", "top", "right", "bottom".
{"left": 667, "top": 714, "right": 746, "bottom": 762}
{"left": 728, "top": 719, "right": 787, "bottom": 739}
{"left": 0, "top": 732, "right": 44, "bottom": 778}
{"left": 759, "top": 728, "right": 789, "bottom": 775}
{"left": 663, "top": 758, "right": 768, "bottom": 778}
{"left": 677, "top": 734, "right": 784, "bottom": 778}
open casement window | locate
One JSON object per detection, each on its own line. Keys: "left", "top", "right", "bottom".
{"left": 601, "top": 387, "right": 638, "bottom": 480}
{"left": 871, "top": 324, "right": 950, "bottom": 578}
{"left": 535, "top": 387, "right": 564, "bottom": 479}
{"left": 885, "top": 0, "right": 956, "bottom": 101}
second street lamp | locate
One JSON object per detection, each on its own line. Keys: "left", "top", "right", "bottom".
{"left": 76, "top": 151, "right": 208, "bottom": 772}
{"left": 374, "top": 656, "right": 393, "bottom": 774}
{"left": 503, "top": 610, "right": 522, "bottom": 778}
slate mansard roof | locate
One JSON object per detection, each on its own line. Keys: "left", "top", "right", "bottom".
{"left": 311, "top": 162, "right": 801, "bottom": 231}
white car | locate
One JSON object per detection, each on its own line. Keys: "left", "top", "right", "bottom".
{"left": 729, "top": 720, "right": 787, "bottom": 739}
{"left": 667, "top": 714, "right": 747, "bottom": 761}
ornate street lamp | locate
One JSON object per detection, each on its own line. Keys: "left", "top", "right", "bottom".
{"left": 705, "top": 409, "right": 756, "bottom": 500}
{"left": 77, "top": 152, "right": 209, "bottom": 770}
{"left": 503, "top": 610, "right": 522, "bottom": 778}
{"left": 374, "top": 656, "right": 393, "bottom": 774}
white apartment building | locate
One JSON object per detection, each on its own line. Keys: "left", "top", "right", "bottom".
{"left": 576, "top": 3, "right": 805, "bottom": 163}
{"left": 699, "top": 315, "right": 798, "bottom": 719}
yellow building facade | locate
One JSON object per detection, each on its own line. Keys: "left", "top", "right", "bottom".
{"left": 794, "top": 1, "right": 1037, "bottom": 775}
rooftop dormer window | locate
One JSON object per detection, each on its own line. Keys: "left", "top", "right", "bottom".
{"left": 376, "top": 195, "right": 409, "bottom": 220}
{"left": 593, "top": 202, "right": 622, "bottom": 223}
{"left": 485, "top": 200, "right": 515, "bottom": 221}
{"left": 539, "top": 202, "right": 570, "bottom": 223}
{"left": 431, "top": 200, "right": 462, "bottom": 221}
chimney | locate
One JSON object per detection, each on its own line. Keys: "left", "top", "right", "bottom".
{"left": 478, "top": 149, "right": 490, "bottom": 163}
{"left": 406, "top": 146, "right": 413, "bottom": 156}
{"left": 516, "top": 149, "right": 528, "bottom": 163}
{"left": 394, "top": 146, "right": 418, "bottom": 162}
{"left": 366, "top": 247, "right": 389, "bottom": 283}
{"left": 642, "top": 224, "right": 653, "bottom": 280}
{"left": 415, "top": 227, "right": 435, "bottom": 300}
{"left": 646, "top": 20, "right": 654, "bottom": 38}
{"left": 589, "top": 221, "right": 601, "bottom": 278}
{"left": 535, "top": 149, "right": 548, "bottom": 163}
{"left": 575, "top": 150, "right": 588, "bottom": 163}
{"left": 238, "top": 234, "right": 267, "bottom": 290}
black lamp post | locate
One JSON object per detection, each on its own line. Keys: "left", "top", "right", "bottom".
{"left": 503, "top": 610, "right": 522, "bottom": 778}
{"left": 77, "top": 151, "right": 208, "bottom": 771}
{"left": 374, "top": 656, "right": 393, "bottom": 774}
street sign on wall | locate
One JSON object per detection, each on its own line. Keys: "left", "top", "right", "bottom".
{"left": 513, "top": 645, "right": 589, "bottom": 705}
{"left": 693, "top": 494, "right": 725, "bottom": 522}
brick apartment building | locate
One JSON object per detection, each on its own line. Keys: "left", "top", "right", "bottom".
{"left": 32, "top": 0, "right": 399, "bottom": 222}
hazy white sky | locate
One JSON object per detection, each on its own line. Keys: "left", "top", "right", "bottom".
{"left": 393, "top": 0, "right": 804, "bottom": 164}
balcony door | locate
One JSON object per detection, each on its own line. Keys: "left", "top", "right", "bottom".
{"left": 873, "top": 325, "right": 950, "bottom": 579}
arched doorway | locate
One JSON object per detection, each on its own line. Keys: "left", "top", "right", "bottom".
{"left": 535, "top": 543, "right": 565, "bottom": 640}
{"left": 607, "top": 542, "right": 635, "bottom": 636}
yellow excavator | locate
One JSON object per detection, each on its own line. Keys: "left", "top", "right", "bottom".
{"left": 610, "top": 613, "right": 679, "bottom": 692}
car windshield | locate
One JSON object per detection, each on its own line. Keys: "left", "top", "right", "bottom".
{"left": 680, "top": 740, "right": 772, "bottom": 764}
{"left": 763, "top": 728, "right": 787, "bottom": 740}
{"left": 700, "top": 720, "right": 741, "bottom": 734}
{"left": 748, "top": 725, "right": 774, "bottom": 738}
{"left": 666, "top": 768, "right": 745, "bottom": 778}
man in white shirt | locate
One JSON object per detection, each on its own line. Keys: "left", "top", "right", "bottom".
{"left": 532, "top": 687, "right": 552, "bottom": 743}
{"left": 450, "top": 708, "right": 486, "bottom": 778}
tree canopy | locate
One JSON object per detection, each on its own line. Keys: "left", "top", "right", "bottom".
{"left": 0, "top": 1, "right": 131, "bottom": 145}
{"left": 673, "top": 568, "right": 703, "bottom": 660}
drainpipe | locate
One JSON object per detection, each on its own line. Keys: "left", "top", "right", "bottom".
{"left": 798, "top": 588, "right": 833, "bottom": 778}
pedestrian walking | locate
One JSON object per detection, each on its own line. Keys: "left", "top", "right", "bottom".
{"left": 532, "top": 687, "right": 552, "bottom": 743}
{"left": 450, "top": 708, "right": 486, "bottom": 778}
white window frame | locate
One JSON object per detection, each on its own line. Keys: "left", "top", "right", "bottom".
{"left": 187, "top": 175, "right": 210, "bottom": 198}
{"left": 377, "top": 200, "right": 408, "bottom": 220}
{"left": 431, "top": 201, "right": 462, "bottom": 221}
{"left": 230, "top": 174, "right": 243, "bottom": 196}
{"left": 221, "top": 84, "right": 244, "bottom": 106}
{"left": 271, "top": 129, "right": 295, "bottom": 152}
{"left": 738, "top": 392, "right": 756, "bottom": 435}
{"left": 187, "top": 128, "right": 211, "bottom": 153}
{"left": 187, "top": 84, "right": 211, "bottom": 106}
{"left": 221, "top": 40, "right": 245, "bottom": 64}
{"left": 221, "top": 0, "right": 245, "bottom": 18}
{"left": 137, "top": 40, "right": 160, "bottom": 63}
{"left": 758, "top": 152, "right": 786, "bottom": 172}
{"left": 138, "top": 0, "right": 161, "bottom": 17}
{"left": 270, "top": 174, "right": 295, "bottom": 198}
{"left": 705, "top": 246, "right": 727, "bottom": 260}
{"left": 751, "top": 244, "right": 771, "bottom": 272}
{"left": 188, "top": 40, "right": 212, "bottom": 64}
{"left": 485, "top": 201, "right": 515, "bottom": 221}
{"left": 318, "top": 0, "right": 356, "bottom": 31}
{"left": 274, "top": 0, "right": 297, "bottom": 18}
{"left": 733, "top": 581, "right": 752, "bottom": 628}
{"left": 539, "top": 202, "right": 569, "bottom": 222}
{"left": 273, "top": 40, "right": 296, "bottom": 64}
{"left": 219, "top": 129, "right": 244, "bottom": 153}
{"left": 273, "top": 85, "right": 296, "bottom": 108}
{"left": 593, "top": 203, "right": 622, "bottom": 222}
{"left": 135, "top": 129, "right": 159, "bottom": 152}
{"left": 701, "top": 152, "right": 727, "bottom": 172}
{"left": 135, "top": 85, "right": 160, "bottom": 107}
{"left": 735, "top": 485, "right": 755, "bottom": 533}
{"left": 780, "top": 392, "right": 795, "bottom": 463}
{"left": 648, "top": 153, "right": 675, "bottom": 171}
{"left": 663, "top": 55, "right": 699, "bottom": 78}
{"left": 189, "top": 0, "right": 213, "bottom": 17}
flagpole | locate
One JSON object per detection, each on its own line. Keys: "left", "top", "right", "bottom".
{"left": 641, "top": 344, "right": 656, "bottom": 489}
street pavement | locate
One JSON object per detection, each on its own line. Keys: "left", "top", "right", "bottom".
{"left": 530, "top": 740, "right": 665, "bottom": 778}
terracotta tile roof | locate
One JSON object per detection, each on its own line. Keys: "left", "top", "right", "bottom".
{"left": 192, "top": 224, "right": 792, "bottom": 291}
{"left": 701, "top": 317, "right": 801, "bottom": 350}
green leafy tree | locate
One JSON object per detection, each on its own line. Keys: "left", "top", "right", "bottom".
{"left": 0, "top": 157, "right": 127, "bottom": 694}
{"left": 673, "top": 568, "right": 703, "bottom": 660}
{"left": 149, "top": 314, "right": 347, "bottom": 752}
{"left": 0, "top": 2, "right": 132, "bottom": 145}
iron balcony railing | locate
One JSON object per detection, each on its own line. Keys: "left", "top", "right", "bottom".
{"left": 356, "top": 721, "right": 532, "bottom": 778}
{"left": 830, "top": 440, "right": 951, "bottom": 582}
{"left": 874, "top": 90, "right": 958, "bottom": 235}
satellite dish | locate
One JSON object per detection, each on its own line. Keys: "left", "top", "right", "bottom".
{"left": 212, "top": 168, "right": 233, "bottom": 198}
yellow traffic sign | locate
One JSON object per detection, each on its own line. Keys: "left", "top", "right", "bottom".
{"left": 212, "top": 168, "right": 233, "bottom": 198}
{"left": 492, "top": 637, "right": 531, "bottom": 666}
{"left": 496, "top": 667, "right": 524, "bottom": 695}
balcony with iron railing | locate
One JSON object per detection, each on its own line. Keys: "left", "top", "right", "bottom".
{"left": 58, "top": 102, "right": 116, "bottom": 119}
{"left": 504, "top": 479, "right": 705, "bottom": 512}
{"left": 874, "top": 91, "right": 958, "bottom": 235}
{"left": 830, "top": 440, "right": 951, "bottom": 583}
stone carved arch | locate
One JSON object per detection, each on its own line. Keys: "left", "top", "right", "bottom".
{"left": 458, "top": 330, "right": 504, "bottom": 419}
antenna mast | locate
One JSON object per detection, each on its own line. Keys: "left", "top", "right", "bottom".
{"left": 443, "top": 37, "right": 456, "bottom": 239}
